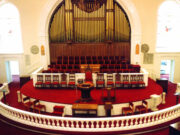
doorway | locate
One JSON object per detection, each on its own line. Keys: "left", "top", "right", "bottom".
{"left": 5, "top": 60, "right": 20, "bottom": 83}
{"left": 160, "top": 60, "right": 175, "bottom": 82}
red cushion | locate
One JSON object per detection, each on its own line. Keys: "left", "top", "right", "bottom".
{"left": 115, "top": 81, "right": 123, "bottom": 84}
{"left": 85, "top": 71, "right": 92, "bottom": 81}
{"left": 131, "top": 81, "right": 138, "bottom": 84}
{"left": 61, "top": 82, "right": 67, "bottom": 84}
{"left": 36, "top": 82, "right": 43, "bottom": 85}
{"left": 53, "top": 82, "right": 59, "bottom": 85}
{"left": 107, "top": 81, "right": 113, "bottom": 85}
{"left": 69, "top": 82, "right": 75, "bottom": 85}
{"left": 45, "top": 82, "right": 51, "bottom": 84}
{"left": 97, "top": 81, "right": 104, "bottom": 84}
{"left": 123, "top": 81, "right": 129, "bottom": 84}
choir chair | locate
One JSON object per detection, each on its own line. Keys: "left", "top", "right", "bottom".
{"left": 106, "top": 73, "right": 114, "bottom": 88}
{"left": 137, "top": 74, "right": 145, "bottom": 88}
{"left": 115, "top": 73, "right": 123, "bottom": 88}
{"left": 122, "top": 74, "right": 130, "bottom": 88}
{"left": 130, "top": 75, "right": 138, "bottom": 88}
{"left": 96, "top": 73, "right": 105, "bottom": 88}
{"left": 68, "top": 73, "right": 76, "bottom": 88}
{"left": 35, "top": 75, "right": 43, "bottom": 88}
{"left": 52, "top": 75, "right": 60, "bottom": 88}
{"left": 60, "top": 73, "right": 67, "bottom": 88}
{"left": 44, "top": 75, "right": 51, "bottom": 88}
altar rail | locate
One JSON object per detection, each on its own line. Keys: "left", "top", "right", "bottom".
{"left": 32, "top": 67, "right": 149, "bottom": 87}
{"left": 0, "top": 100, "right": 179, "bottom": 133}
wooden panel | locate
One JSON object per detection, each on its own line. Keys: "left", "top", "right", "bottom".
{"left": 50, "top": 42, "right": 130, "bottom": 63}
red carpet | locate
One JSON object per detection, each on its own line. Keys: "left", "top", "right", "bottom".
{"left": 20, "top": 78, "right": 163, "bottom": 104}
{"left": 1, "top": 77, "right": 179, "bottom": 135}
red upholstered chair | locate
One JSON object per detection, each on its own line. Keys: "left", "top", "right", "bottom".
{"left": 53, "top": 106, "right": 64, "bottom": 116}
{"left": 114, "top": 73, "right": 123, "bottom": 88}
{"left": 60, "top": 73, "right": 67, "bottom": 88}
{"left": 122, "top": 102, "right": 134, "bottom": 116}
{"left": 122, "top": 74, "right": 130, "bottom": 88}
{"left": 33, "top": 99, "right": 46, "bottom": 114}
{"left": 130, "top": 75, "right": 138, "bottom": 88}
{"left": 22, "top": 96, "right": 33, "bottom": 111}
{"left": 96, "top": 73, "right": 105, "bottom": 88}
{"left": 61, "top": 64, "right": 67, "bottom": 73}
{"left": 52, "top": 75, "right": 60, "bottom": 88}
{"left": 107, "top": 73, "right": 114, "bottom": 88}
{"left": 85, "top": 70, "right": 93, "bottom": 83}
{"left": 135, "top": 100, "right": 148, "bottom": 114}
{"left": 35, "top": 75, "right": 43, "bottom": 88}
{"left": 137, "top": 74, "right": 145, "bottom": 88}
{"left": 68, "top": 73, "right": 76, "bottom": 88}
{"left": 44, "top": 75, "right": 51, "bottom": 88}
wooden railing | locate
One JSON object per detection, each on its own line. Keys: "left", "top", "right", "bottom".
{"left": 0, "top": 100, "right": 179, "bottom": 132}
{"left": 32, "top": 67, "right": 149, "bottom": 87}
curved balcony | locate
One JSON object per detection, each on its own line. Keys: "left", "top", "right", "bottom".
{"left": 0, "top": 100, "right": 180, "bottom": 134}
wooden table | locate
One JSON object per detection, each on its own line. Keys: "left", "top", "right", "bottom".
{"left": 80, "top": 64, "right": 100, "bottom": 73}
{"left": 72, "top": 103, "right": 98, "bottom": 117}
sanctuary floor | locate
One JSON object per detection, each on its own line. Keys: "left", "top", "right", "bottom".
{"left": 19, "top": 78, "right": 163, "bottom": 105}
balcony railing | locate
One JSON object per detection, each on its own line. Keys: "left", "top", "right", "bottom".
{"left": 0, "top": 100, "right": 179, "bottom": 133}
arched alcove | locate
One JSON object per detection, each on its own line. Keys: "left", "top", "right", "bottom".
{"left": 39, "top": 0, "right": 141, "bottom": 66}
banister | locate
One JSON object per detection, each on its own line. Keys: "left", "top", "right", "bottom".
{"left": 0, "top": 101, "right": 179, "bottom": 132}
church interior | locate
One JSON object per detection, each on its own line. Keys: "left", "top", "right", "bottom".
{"left": 0, "top": 0, "right": 180, "bottom": 135}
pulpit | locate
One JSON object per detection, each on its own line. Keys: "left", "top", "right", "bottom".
{"left": 77, "top": 82, "right": 94, "bottom": 101}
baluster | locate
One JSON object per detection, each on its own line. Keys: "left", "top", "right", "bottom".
{"left": 43, "top": 118, "right": 46, "bottom": 124}
{"left": 56, "top": 120, "right": 60, "bottom": 126}
{"left": 71, "top": 121, "right": 74, "bottom": 128}
{"left": 52, "top": 119, "right": 55, "bottom": 126}
{"left": 144, "top": 116, "right": 147, "bottom": 123}
{"left": 101, "top": 121, "right": 104, "bottom": 128}
{"left": 28, "top": 116, "right": 31, "bottom": 121}
{"left": 81, "top": 121, "right": 84, "bottom": 128}
{"left": 111, "top": 120, "right": 114, "bottom": 128}
{"left": 130, "top": 119, "right": 134, "bottom": 126}
{"left": 125, "top": 120, "right": 128, "bottom": 126}
{"left": 106, "top": 120, "right": 109, "bottom": 128}
{"left": 148, "top": 116, "right": 151, "bottom": 123}
{"left": 48, "top": 119, "right": 51, "bottom": 125}
{"left": 35, "top": 117, "right": 38, "bottom": 123}
{"left": 61, "top": 120, "right": 64, "bottom": 127}
{"left": 91, "top": 121, "right": 94, "bottom": 128}
{"left": 135, "top": 118, "right": 138, "bottom": 125}
{"left": 86, "top": 121, "right": 89, "bottom": 128}
{"left": 139, "top": 117, "right": 142, "bottom": 124}
{"left": 121, "top": 120, "right": 124, "bottom": 127}
{"left": 116, "top": 120, "right": 119, "bottom": 127}
{"left": 39, "top": 118, "right": 42, "bottom": 124}
{"left": 96, "top": 121, "right": 99, "bottom": 128}
{"left": 76, "top": 121, "right": 79, "bottom": 128}
{"left": 67, "top": 120, "right": 70, "bottom": 128}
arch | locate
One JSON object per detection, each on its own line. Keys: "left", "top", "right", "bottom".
{"left": 39, "top": 0, "right": 141, "bottom": 65}
{"left": 0, "top": 2, "right": 23, "bottom": 54}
